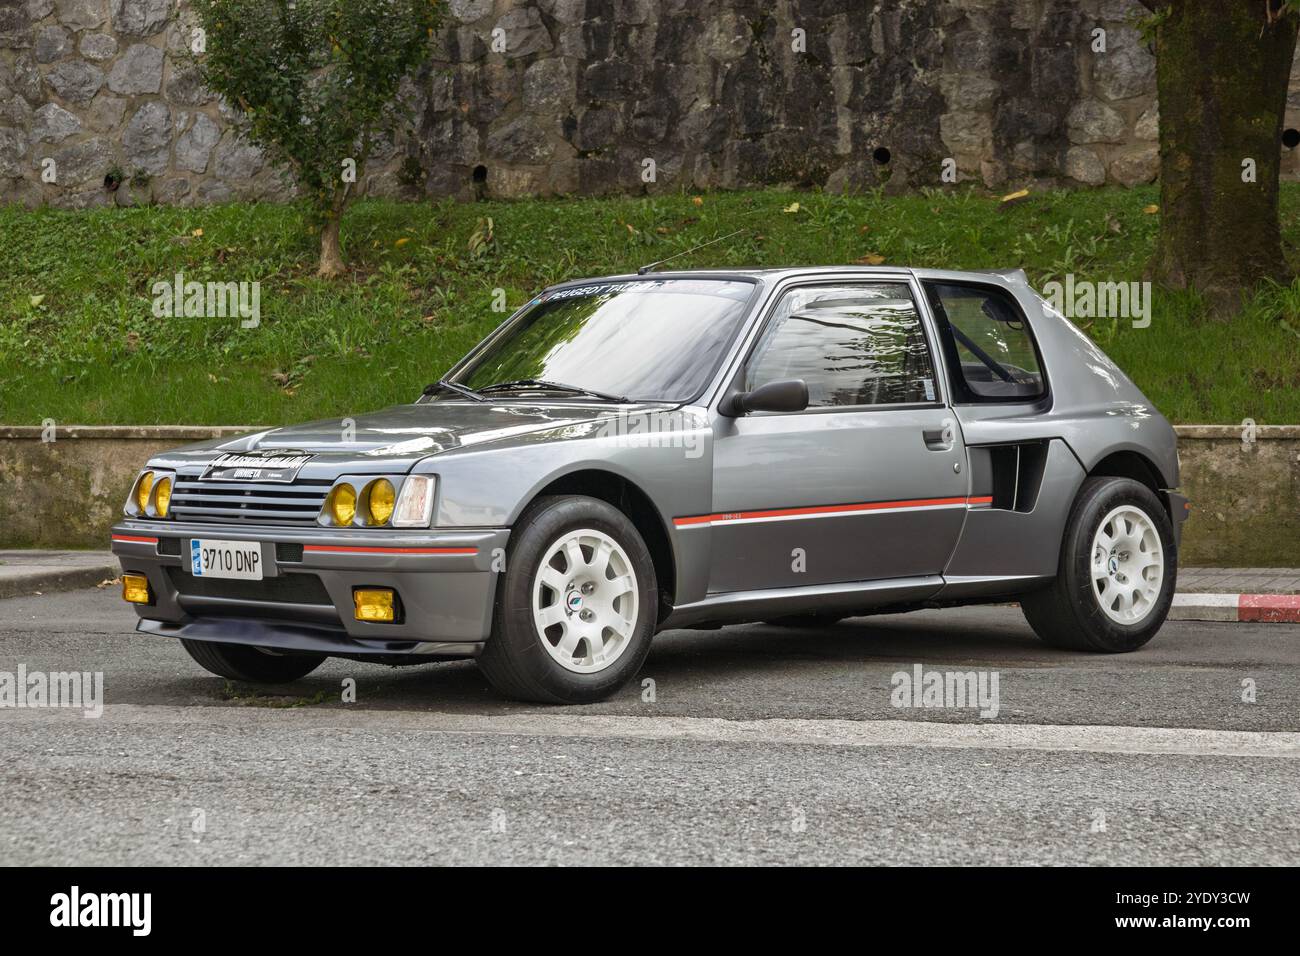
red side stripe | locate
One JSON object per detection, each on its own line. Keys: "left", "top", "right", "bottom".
{"left": 675, "top": 495, "right": 993, "bottom": 527}
{"left": 112, "top": 534, "right": 159, "bottom": 544}
{"left": 302, "top": 545, "right": 477, "bottom": 555}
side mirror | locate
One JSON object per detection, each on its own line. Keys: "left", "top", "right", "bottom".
{"left": 723, "top": 379, "right": 809, "bottom": 416}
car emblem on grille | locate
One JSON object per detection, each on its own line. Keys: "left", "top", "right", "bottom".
{"left": 202, "top": 450, "right": 313, "bottom": 483}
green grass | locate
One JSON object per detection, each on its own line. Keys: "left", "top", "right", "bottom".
{"left": 3, "top": 185, "right": 1300, "bottom": 424}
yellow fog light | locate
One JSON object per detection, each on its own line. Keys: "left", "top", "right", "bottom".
{"left": 122, "top": 573, "right": 151, "bottom": 605}
{"left": 328, "top": 482, "right": 357, "bottom": 526}
{"left": 353, "top": 588, "right": 396, "bottom": 622}
{"left": 365, "top": 479, "right": 395, "bottom": 526}
{"left": 135, "top": 471, "right": 154, "bottom": 511}
{"left": 153, "top": 476, "right": 172, "bottom": 517}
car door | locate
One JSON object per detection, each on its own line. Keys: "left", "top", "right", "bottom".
{"left": 703, "top": 277, "right": 971, "bottom": 594}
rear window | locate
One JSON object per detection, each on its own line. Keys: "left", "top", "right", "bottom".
{"left": 923, "top": 282, "right": 1045, "bottom": 402}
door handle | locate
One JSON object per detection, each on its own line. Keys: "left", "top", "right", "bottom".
{"left": 922, "top": 427, "right": 953, "bottom": 451}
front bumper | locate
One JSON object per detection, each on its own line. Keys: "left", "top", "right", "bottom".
{"left": 110, "top": 519, "right": 508, "bottom": 658}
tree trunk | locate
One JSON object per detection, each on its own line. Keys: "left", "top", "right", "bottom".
{"left": 318, "top": 215, "right": 345, "bottom": 278}
{"left": 1149, "top": 1, "right": 1298, "bottom": 315}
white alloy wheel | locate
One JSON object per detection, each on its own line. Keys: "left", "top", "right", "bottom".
{"left": 1090, "top": 504, "right": 1164, "bottom": 625}
{"left": 531, "top": 528, "right": 640, "bottom": 674}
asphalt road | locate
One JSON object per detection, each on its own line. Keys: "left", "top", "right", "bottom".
{"left": 1, "top": 588, "right": 1297, "bottom": 865}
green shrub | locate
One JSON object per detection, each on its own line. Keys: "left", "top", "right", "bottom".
{"left": 191, "top": 0, "right": 442, "bottom": 275}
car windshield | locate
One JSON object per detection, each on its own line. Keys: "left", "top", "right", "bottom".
{"left": 446, "top": 278, "right": 757, "bottom": 403}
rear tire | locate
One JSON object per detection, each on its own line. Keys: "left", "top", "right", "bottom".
{"left": 478, "top": 495, "right": 658, "bottom": 704}
{"left": 180, "top": 639, "right": 325, "bottom": 683}
{"left": 1020, "top": 476, "right": 1176, "bottom": 652}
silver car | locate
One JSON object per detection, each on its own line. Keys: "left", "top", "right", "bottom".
{"left": 111, "top": 267, "right": 1188, "bottom": 703}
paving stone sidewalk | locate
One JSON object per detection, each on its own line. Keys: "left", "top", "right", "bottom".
{"left": 1176, "top": 568, "right": 1300, "bottom": 595}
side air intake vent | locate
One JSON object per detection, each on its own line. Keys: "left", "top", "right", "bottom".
{"left": 976, "top": 441, "right": 1049, "bottom": 513}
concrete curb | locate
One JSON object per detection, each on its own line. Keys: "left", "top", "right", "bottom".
{"left": 1170, "top": 593, "right": 1300, "bottom": 623}
{"left": 0, "top": 563, "right": 120, "bottom": 600}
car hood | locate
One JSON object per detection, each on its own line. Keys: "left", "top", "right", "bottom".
{"left": 148, "top": 401, "right": 663, "bottom": 474}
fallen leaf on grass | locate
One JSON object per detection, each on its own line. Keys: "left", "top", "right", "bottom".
{"left": 855, "top": 253, "right": 886, "bottom": 265}
{"left": 1000, "top": 189, "right": 1030, "bottom": 203}
{"left": 1143, "top": 204, "right": 1160, "bottom": 214}
{"left": 783, "top": 202, "right": 802, "bottom": 213}
{"left": 29, "top": 294, "right": 44, "bottom": 307}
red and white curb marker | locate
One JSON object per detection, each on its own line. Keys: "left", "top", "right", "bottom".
{"left": 1171, "top": 593, "right": 1300, "bottom": 623}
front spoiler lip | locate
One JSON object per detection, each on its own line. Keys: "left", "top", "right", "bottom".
{"left": 136, "top": 616, "right": 483, "bottom": 659}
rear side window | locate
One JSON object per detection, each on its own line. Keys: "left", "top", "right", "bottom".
{"left": 744, "top": 282, "right": 939, "bottom": 408}
{"left": 923, "top": 281, "right": 1045, "bottom": 402}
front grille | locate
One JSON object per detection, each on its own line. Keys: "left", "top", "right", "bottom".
{"left": 170, "top": 476, "right": 334, "bottom": 526}
{"left": 166, "top": 566, "right": 332, "bottom": 605}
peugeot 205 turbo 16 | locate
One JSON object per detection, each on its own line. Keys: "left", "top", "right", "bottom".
{"left": 111, "top": 267, "right": 1188, "bottom": 703}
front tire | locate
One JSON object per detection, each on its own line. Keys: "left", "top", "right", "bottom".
{"left": 478, "top": 495, "right": 658, "bottom": 704}
{"left": 180, "top": 639, "right": 325, "bottom": 683}
{"left": 1020, "top": 477, "right": 1176, "bottom": 652}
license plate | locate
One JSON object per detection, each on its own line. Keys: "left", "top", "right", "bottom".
{"left": 189, "top": 539, "right": 263, "bottom": 580}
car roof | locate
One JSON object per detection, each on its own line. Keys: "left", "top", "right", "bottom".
{"left": 543, "top": 266, "right": 1033, "bottom": 292}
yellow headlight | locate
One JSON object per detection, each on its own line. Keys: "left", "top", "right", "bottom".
{"left": 135, "top": 472, "right": 154, "bottom": 511}
{"left": 154, "top": 476, "right": 172, "bottom": 517}
{"left": 366, "top": 479, "right": 395, "bottom": 526}
{"left": 328, "top": 483, "right": 357, "bottom": 526}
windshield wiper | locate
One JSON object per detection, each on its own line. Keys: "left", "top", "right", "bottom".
{"left": 478, "top": 379, "right": 631, "bottom": 402}
{"left": 422, "top": 379, "right": 488, "bottom": 403}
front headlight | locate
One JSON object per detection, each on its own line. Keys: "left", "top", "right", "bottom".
{"left": 152, "top": 476, "right": 172, "bottom": 518}
{"left": 327, "top": 483, "right": 357, "bottom": 526}
{"left": 126, "top": 469, "right": 174, "bottom": 518}
{"left": 135, "top": 471, "right": 154, "bottom": 511}
{"left": 364, "top": 478, "right": 396, "bottom": 526}
{"left": 392, "top": 475, "right": 436, "bottom": 527}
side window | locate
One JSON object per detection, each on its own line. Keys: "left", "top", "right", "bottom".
{"left": 744, "top": 283, "right": 939, "bottom": 408}
{"left": 923, "top": 282, "right": 1045, "bottom": 402}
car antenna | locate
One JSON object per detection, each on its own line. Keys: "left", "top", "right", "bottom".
{"left": 637, "top": 230, "right": 745, "bottom": 275}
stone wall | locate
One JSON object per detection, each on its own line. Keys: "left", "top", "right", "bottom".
{"left": 1, "top": 425, "right": 1298, "bottom": 566}
{"left": 3, "top": 0, "right": 1300, "bottom": 206}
